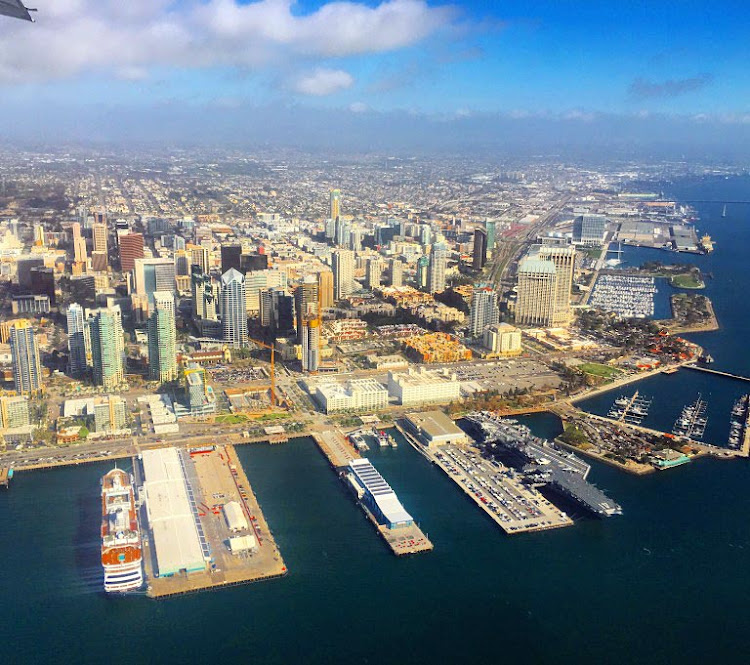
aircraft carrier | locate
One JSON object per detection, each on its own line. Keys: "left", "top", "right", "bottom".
{"left": 462, "top": 412, "right": 622, "bottom": 517}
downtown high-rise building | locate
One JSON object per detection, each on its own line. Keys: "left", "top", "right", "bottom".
{"left": 9, "top": 320, "right": 43, "bottom": 395}
{"left": 469, "top": 286, "right": 500, "bottom": 337}
{"left": 301, "top": 317, "right": 320, "bottom": 373}
{"left": 220, "top": 268, "right": 248, "bottom": 348}
{"left": 92, "top": 222, "right": 108, "bottom": 255}
{"left": 330, "top": 188, "right": 342, "bottom": 220}
{"left": 485, "top": 218, "right": 497, "bottom": 254}
{"left": 515, "top": 257, "right": 557, "bottom": 326}
{"left": 66, "top": 303, "right": 87, "bottom": 377}
{"left": 148, "top": 291, "right": 178, "bottom": 383}
{"left": 472, "top": 227, "right": 488, "bottom": 270}
{"left": 295, "top": 278, "right": 319, "bottom": 341}
{"left": 191, "top": 265, "right": 217, "bottom": 321}
{"left": 573, "top": 214, "right": 608, "bottom": 246}
{"left": 189, "top": 244, "right": 211, "bottom": 274}
{"left": 427, "top": 247, "right": 448, "bottom": 294}
{"left": 365, "top": 257, "right": 383, "bottom": 290}
{"left": 88, "top": 306, "right": 125, "bottom": 390}
{"left": 537, "top": 242, "right": 576, "bottom": 326}
{"left": 221, "top": 245, "right": 242, "bottom": 274}
{"left": 119, "top": 233, "right": 144, "bottom": 273}
{"left": 417, "top": 255, "right": 429, "bottom": 290}
{"left": 72, "top": 222, "right": 88, "bottom": 264}
{"left": 318, "top": 270, "right": 334, "bottom": 309}
{"left": 332, "top": 249, "right": 355, "bottom": 300}
{"left": 389, "top": 258, "right": 403, "bottom": 287}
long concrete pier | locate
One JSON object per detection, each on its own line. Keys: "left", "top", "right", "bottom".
{"left": 683, "top": 364, "right": 750, "bottom": 383}
{"left": 141, "top": 444, "right": 287, "bottom": 599}
{"left": 312, "top": 428, "right": 433, "bottom": 556}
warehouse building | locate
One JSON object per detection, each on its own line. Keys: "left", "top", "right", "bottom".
{"left": 315, "top": 378, "right": 388, "bottom": 413}
{"left": 403, "top": 411, "right": 469, "bottom": 449}
{"left": 387, "top": 367, "right": 461, "bottom": 406}
{"left": 141, "top": 448, "right": 208, "bottom": 577}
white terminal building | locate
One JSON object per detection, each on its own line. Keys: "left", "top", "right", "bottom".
{"left": 346, "top": 458, "right": 414, "bottom": 530}
{"left": 141, "top": 448, "right": 209, "bottom": 577}
{"left": 403, "top": 411, "right": 469, "bottom": 449}
{"left": 315, "top": 378, "right": 388, "bottom": 413}
{"left": 386, "top": 367, "right": 461, "bottom": 406}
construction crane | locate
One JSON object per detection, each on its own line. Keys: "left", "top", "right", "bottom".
{"left": 247, "top": 337, "right": 276, "bottom": 407}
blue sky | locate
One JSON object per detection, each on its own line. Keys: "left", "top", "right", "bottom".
{"left": 1, "top": 1, "right": 749, "bottom": 145}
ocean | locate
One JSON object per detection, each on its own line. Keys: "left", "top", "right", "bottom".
{"left": 3, "top": 176, "right": 750, "bottom": 664}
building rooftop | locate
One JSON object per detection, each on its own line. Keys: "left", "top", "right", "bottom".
{"left": 405, "top": 410, "right": 464, "bottom": 440}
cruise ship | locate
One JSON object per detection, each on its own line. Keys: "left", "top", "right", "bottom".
{"left": 101, "top": 468, "right": 144, "bottom": 593}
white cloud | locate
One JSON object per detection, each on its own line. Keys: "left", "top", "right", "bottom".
{"left": 349, "top": 101, "right": 369, "bottom": 113}
{"left": 293, "top": 68, "right": 354, "bottom": 96}
{"left": 0, "top": 0, "right": 455, "bottom": 83}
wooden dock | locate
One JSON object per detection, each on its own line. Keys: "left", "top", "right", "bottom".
{"left": 0, "top": 467, "right": 10, "bottom": 488}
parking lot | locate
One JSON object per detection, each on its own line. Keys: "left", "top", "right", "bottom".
{"left": 429, "top": 444, "right": 573, "bottom": 534}
{"left": 209, "top": 365, "right": 269, "bottom": 384}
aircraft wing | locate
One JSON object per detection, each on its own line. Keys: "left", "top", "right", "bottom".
{"left": 0, "top": 0, "right": 35, "bottom": 22}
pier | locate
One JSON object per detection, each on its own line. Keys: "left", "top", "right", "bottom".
{"left": 139, "top": 444, "right": 287, "bottom": 599}
{"left": 683, "top": 364, "right": 750, "bottom": 383}
{"left": 0, "top": 467, "right": 11, "bottom": 488}
{"left": 312, "top": 428, "right": 433, "bottom": 556}
{"left": 397, "top": 421, "right": 574, "bottom": 534}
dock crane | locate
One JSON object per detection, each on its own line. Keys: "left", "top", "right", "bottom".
{"left": 247, "top": 336, "right": 276, "bottom": 407}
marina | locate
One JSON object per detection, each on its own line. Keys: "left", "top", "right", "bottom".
{"left": 607, "top": 391, "right": 652, "bottom": 425}
{"left": 727, "top": 395, "right": 749, "bottom": 450}
{"left": 672, "top": 394, "right": 708, "bottom": 440}
{"left": 589, "top": 274, "right": 657, "bottom": 318}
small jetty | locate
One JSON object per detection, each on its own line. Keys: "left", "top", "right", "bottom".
{"left": 0, "top": 466, "right": 12, "bottom": 488}
{"left": 607, "top": 391, "right": 651, "bottom": 425}
{"left": 728, "top": 395, "right": 750, "bottom": 450}
{"left": 673, "top": 394, "right": 708, "bottom": 440}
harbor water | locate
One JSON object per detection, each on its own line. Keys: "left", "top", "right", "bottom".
{"left": 3, "top": 176, "right": 750, "bottom": 663}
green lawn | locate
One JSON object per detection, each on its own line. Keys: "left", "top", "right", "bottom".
{"left": 670, "top": 273, "right": 705, "bottom": 289}
{"left": 578, "top": 362, "right": 622, "bottom": 379}
{"left": 215, "top": 414, "right": 248, "bottom": 424}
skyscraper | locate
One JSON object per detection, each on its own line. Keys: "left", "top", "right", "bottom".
{"left": 390, "top": 258, "right": 403, "bottom": 287}
{"left": 92, "top": 222, "right": 108, "bottom": 255}
{"left": 189, "top": 245, "right": 210, "bottom": 274}
{"left": 29, "top": 267, "right": 56, "bottom": 305}
{"left": 221, "top": 245, "right": 242, "bottom": 274}
{"left": 365, "top": 257, "right": 383, "bottom": 290}
{"left": 67, "top": 303, "right": 87, "bottom": 377}
{"left": 132, "top": 258, "right": 176, "bottom": 304}
{"left": 72, "top": 222, "right": 88, "bottom": 264}
{"left": 301, "top": 317, "right": 320, "bottom": 373}
{"left": 472, "top": 227, "right": 488, "bottom": 270}
{"left": 427, "top": 247, "right": 447, "bottom": 294}
{"left": 9, "top": 320, "right": 42, "bottom": 395}
{"left": 469, "top": 286, "right": 500, "bottom": 337}
{"left": 332, "top": 249, "right": 355, "bottom": 300}
{"left": 89, "top": 306, "right": 125, "bottom": 390}
{"left": 148, "top": 291, "right": 178, "bottom": 383}
{"left": 417, "top": 255, "right": 429, "bottom": 290}
{"left": 221, "top": 268, "right": 248, "bottom": 348}
{"left": 537, "top": 243, "right": 576, "bottom": 326}
{"left": 318, "top": 270, "right": 334, "bottom": 309}
{"left": 485, "top": 218, "right": 497, "bottom": 254}
{"left": 515, "top": 257, "right": 557, "bottom": 326}
{"left": 295, "top": 278, "right": 319, "bottom": 341}
{"left": 191, "top": 265, "right": 217, "bottom": 321}
{"left": 330, "top": 188, "right": 342, "bottom": 221}
{"left": 119, "top": 233, "right": 144, "bottom": 272}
